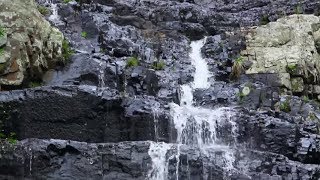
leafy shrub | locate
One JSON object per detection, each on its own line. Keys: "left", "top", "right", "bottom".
{"left": 81, "top": 31, "right": 88, "bottom": 38}
{"left": 126, "top": 57, "right": 139, "bottom": 67}
{"left": 62, "top": 39, "right": 74, "bottom": 62}
{"left": 37, "top": 5, "right": 49, "bottom": 15}
{"left": 230, "top": 56, "right": 244, "bottom": 80}
{"left": 287, "top": 64, "right": 297, "bottom": 72}
{"left": 280, "top": 99, "right": 291, "bottom": 112}
{"left": 0, "top": 27, "right": 5, "bottom": 37}
{"left": 152, "top": 61, "right": 165, "bottom": 70}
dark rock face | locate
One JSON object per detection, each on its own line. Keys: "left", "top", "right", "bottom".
{"left": 1, "top": 0, "right": 320, "bottom": 179}
{"left": 0, "top": 139, "right": 151, "bottom": 180}
{"left": 0, "top": 86, "right": 169, "bottom": 143}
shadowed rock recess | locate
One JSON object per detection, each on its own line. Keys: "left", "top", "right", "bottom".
{"left": 1, "top": 0, "right": 320, "bottom": 179}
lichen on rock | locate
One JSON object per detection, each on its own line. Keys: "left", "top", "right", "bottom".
{"left": 0, "top": 0, "right": 65, "bottom": 87}
{"left": 242, "top": 14, "right": 320, "bottom": 94}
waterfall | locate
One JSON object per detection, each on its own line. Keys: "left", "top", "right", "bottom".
{"left": 148, "top": 38, "right": 238, "bottom": 179}
{"left": 47, "top": 0, "right": 64, "bottom": 26}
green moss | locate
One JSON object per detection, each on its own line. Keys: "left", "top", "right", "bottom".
{"left": 152, "top": 61, "right": 165, "bottom": 70}
{"left": 126, "top": 57, "right": 139, "bottom": 67}
{"left": 37, "top": 5, "right": 49, "bottom": 16}
{"left": 280, "top": 98, "right": 291, "bottom": 113}
{"left": 62, "top": 39, "right": 74, "bottom": 62}
{"left": 81, "top": 31, "right": 88, "bottom": 38}
{"left": 260, "top": 15, "right": 270, "bottom": 25}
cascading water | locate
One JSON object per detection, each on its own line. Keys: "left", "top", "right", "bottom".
{"left": 46, "top": 0, "right": 64, "bottom": 26}
{"left": 148, "top": 38, "right": 238, "bottom": 179}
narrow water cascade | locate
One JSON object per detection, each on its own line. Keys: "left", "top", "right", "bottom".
{"left": 148, "top": 38, "right": 238, "bottom": 179}
{"left": 47, "top": 0, "right": 64, "bottom": 26}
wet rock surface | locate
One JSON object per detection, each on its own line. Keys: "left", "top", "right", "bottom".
{"left": 1, "top": 0, "right": 320, "bottom": 179}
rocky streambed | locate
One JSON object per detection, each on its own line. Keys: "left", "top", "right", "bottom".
{"left": 1, "top": 0, "right": 320, "bottom": 179}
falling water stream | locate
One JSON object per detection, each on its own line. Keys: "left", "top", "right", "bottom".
{"left": 148, "top": 38, "right": 238, "bottom": 180}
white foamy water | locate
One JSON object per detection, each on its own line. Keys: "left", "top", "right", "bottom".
{"left": 190, "top": 38, "right": 211, "bottom": 89}
{"left": 49, "top": 3, "right": 59, "bottom": 21}
{"left": 148, "top": 142, "right": 173, "bottom": 180}
{"left": 148, "top": 38, "right": 238, "bottom": 179}
{"left": 47, "top": 1, "right": 64, "bottom": 26}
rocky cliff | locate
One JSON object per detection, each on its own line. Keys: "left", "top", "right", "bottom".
{"left": 1, "top": 0, "right": 320, "bottom": 180}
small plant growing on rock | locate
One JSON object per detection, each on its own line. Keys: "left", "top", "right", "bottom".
{"left": 37, "top": 5, "right": 49, "bottom": 16}
{"left": 295, "top": 4, "right": 303, "bottom": 14}
{"left": 302, "top": 95, "right": 310, "bottom": 103}
{"left": 230, "top": 56, "right": 244, "bottom": 80}
{"left": 63, "top": 0, "right": 73, "bottom": 3}
{"left": 280, "top": 98, "right": 291, "bottom": 112}
{"left": 287, "top": 64, "right": 297, "bottom": 73}
{"left": 0, "top": 105, "right": 17, "bottom": 145}
{"left": 260, "top": 15, "right": 270, "bottom": 25}
{"left": 62, "top": 39, "right": 74, "bottom": 62}
{"left": 126, "top": 57, "right": 139, "bottom": 67}
{"left": 81, "top": 31, "right": 88, "bottom": 38}
{"left": 28, "top": 81, "right": 42, "bottom": 88}
{"left": 0, "top": 27, "right": 5, "bottom": 37}
{"left": 0, "top": 47, "right": 4, "bottom": 56}
{"left": 152, "top": 61, "right": 165, "bottom": 70}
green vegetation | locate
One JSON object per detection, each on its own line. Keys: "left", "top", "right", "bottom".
{"left": 0, "top": 105, "right": 17, "bottom": 145}
{"left": 230, "top": 56, "right": 244, "bottom": 80}
{"left": 295, "top": 4, "right": 303, "bottom": 14}
{"left": 37, "top": 5, "right": 49, "bottom": 16}
{"left": 152, "top": 61, "right": 165, "bottom": 70}
{"left": 287, "top": 64, "right": 297, "bottom": 73}
{"left": 237, "top": 91, "right": 246, "bottom": 102}
{"left": 280, "top": 98, "right": 291, "bottom": 112}
{"left": 81, "top": 31, "right": 88, "bottom": 38}
{"left": 0, "top": 47, "right": 4, "bottom": 56}
{"left": 126, "top": 57, "right": 139, "bottom": 67}
{"left": 28, "top": 81, "right": 42, "bottom": 88}
{"left": 0, "top": 27, "right": 5, "bottom": 37}
{"left": 302, "top": 95, "right": 310, "bottom": 103}
{"left": 100, "top": 47, "right": 106, "bottom": 54}
{"left": 63, "top": 0, "right": 73, "bottom": 3}
{"left": 308, "top": 112, "right": 318, "bottom": 121}
{"left": 62, "top": 39, "right": 74, "bottom": 62}
{"left": 237, "top": 86, "right": 251, "bottom": 102}
{"left": 260, "top": 15, "right": 270, "bottom": 25}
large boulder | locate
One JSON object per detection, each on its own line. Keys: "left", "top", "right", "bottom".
{"left": 242, "top": 15, "right": 320, "bottom": 94}
{"left": 0, "top": 0, "right": 64, "bottom": 87}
